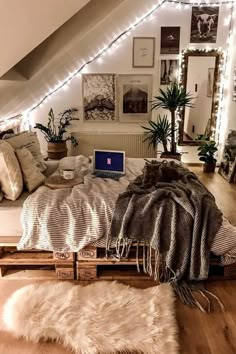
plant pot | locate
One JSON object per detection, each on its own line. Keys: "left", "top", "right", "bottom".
{"left": 203, "top": 162, "right": 216, "bottom": 173}
{"left": 47, "top": 141, "right": 68, "bottom": 160}
{"left": 160, "top": 152, "right": 181, "bottom": 161}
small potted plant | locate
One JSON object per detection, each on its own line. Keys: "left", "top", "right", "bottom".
{"left": 150, "top": 83, "right": 193, "bottom": 160}
{"left": 35, "top": 108, "right": 79, "bottom": 159}
{"left": 197, "top": 140, "right": 218, "bottom": 173}
{"left": 142, "top": 115, "right": 172, "bottom": 156}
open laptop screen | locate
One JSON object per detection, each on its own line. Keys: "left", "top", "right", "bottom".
{"left": 94, "top": 150, "right": 125, "bottom": 174}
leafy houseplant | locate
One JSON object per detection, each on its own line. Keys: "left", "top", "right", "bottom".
{"left": 197, "top": 140, "right": 218, "bottom": 173}
{"left": 35, "top": 108, "right": 79, "bottom": 159}
{"left": 151, "top": 83, "right": 193, "bottom": 159}
{"left": 142, "top": 115, "right": 172, "bottom": 154}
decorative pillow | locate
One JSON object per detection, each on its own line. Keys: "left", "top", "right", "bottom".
{"left": 0, "top": 141, "right": 23, "bottom": 201}
{"left": 16, "top": 147, "right": 45, "bottom": 192}
{"left": 5, "top": 131, "right": 47, "bottom": 172}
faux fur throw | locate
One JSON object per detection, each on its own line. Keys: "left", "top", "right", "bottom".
{"left": 109, "top": 161, "right": 223, "bottom": 297}
{"left": 3, "top": 281, "right": 178, "bottom": 354}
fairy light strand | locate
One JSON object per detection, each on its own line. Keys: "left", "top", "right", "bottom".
{"left": 1, "top": 0, "right": 235, "bottom": 125}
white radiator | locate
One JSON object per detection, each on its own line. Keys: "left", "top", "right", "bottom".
{"left": 71, "top": 133, "right": 156, "bottom": 158}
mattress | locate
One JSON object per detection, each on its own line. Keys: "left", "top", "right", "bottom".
{"left": 0, "top": 192, "right": 29, "bottom": 237}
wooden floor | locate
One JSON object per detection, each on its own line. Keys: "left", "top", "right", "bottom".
{"left": 0, "top": 167, "right": 236, "bottom": 354}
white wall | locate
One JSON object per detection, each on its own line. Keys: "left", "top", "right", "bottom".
{"left": 27, "top": 1, "right": 231, "bottom": 162}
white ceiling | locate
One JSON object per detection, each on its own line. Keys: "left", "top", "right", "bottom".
{"left": 0, "top": 0, "right": 90, "bottom": 77}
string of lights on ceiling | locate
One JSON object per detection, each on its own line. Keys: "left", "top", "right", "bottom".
{"left": 1, "top": 0, "right": 235, "bottom": 135}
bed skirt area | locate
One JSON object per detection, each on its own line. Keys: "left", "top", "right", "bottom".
{"left": 0, "top": 242, "right": 236, "bottom": 281}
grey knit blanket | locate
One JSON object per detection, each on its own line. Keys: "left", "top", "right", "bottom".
{"left": 109, "top": 161, "right": 223, "bottom": 282}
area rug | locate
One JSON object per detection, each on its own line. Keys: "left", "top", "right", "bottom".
{"left": 3, "top": 281, "right": 178, "bottom": 354}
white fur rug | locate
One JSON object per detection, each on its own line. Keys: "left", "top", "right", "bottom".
{"left": 3, "top": 281, "right": 178, "bottom": 354}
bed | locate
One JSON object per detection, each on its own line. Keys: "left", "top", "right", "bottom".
{"left": 1, "top": 133, "right": 236, "bottom": 281}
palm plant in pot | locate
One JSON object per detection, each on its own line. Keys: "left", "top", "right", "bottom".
{"left": 197, "top": 140, "right": 218, "bottom": 173}
{"left": 151, "top": 82, "right": 193, "bottom": 160}
{"left": 35, "top": 108, "right": 79, "bottom": 159}
{"left": 142, "top": 115, "right": 172, "bottom": 155}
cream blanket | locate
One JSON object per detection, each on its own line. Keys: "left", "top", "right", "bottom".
{"left": 18, "top": 156, "right": 236, "bottom": 266}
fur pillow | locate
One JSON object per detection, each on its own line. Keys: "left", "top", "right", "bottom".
{"left": 0, "top": 141, "right": 23, "bottom": 201}
{"left": 3, "top": 281, "right": 178, "bottom": 354}
{"left": 5, "top": 131, "right": 47, "bottom": 172}
{"left": 16, "top": 147, "right": 45, "bottom": 192}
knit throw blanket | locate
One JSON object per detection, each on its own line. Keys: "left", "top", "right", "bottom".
{"left": 109, "top": 160, "right": 224, "bottom": 311}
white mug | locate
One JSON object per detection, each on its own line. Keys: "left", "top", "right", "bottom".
{"left": 61, "top": 169, "right": 75, "bottom": 180}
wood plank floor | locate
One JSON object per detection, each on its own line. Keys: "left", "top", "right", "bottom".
{"left": 0, "top": 167, "right": 236, "bottom": 354}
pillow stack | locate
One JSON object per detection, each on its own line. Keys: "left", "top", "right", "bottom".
{"left": 0, "top": 131, "right": 46, "bottom": 202}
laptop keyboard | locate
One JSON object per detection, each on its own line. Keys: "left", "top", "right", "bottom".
{"left": 95, "top": 172, "right": 122, "bottom": 180}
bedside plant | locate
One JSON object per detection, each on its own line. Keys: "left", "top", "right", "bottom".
{"left": 142, "top": 115, "right": 172, "bottom": 155}
{"left": 35, "top": 108, "right": 79, "bottom": 159}
{"left": 197, "top": 140, "right": 218, "bottom": 173}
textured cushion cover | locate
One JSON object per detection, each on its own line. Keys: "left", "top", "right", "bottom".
{"left": 0, "top": 141, "right": 23, "bottom": 201}
{"left": 16, "top": 147, "right": 45, "bottom": 192}
{"left": 5, "top": 131, "right": 47, "bottom": 172}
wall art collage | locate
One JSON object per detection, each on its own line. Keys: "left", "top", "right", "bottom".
{"left": 82, "top": 6, "right": 220, "bottom": 122}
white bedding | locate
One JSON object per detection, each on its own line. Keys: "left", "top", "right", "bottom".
{"left": 4, "top": 155, "right": 236, "bottom": 266}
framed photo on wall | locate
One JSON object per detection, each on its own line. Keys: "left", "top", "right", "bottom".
{"left": 190, "top": 7, "right": 219, "bottom": 43}
{"left": 160, "top": 60, "right": 179, "bottom": 85}
{"left": 132, "top": 37, "right": 155, "bottom": 68}
{"left": 82, "top": 73, "right": 116, "bottom": 122}
{"left": 118, "top": 74, "right": 153, "bottom": 122}
{"left": 160, "top": 27, "right": 180, "bottom": 54}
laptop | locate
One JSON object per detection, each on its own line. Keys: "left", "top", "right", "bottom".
{"left": 93, "top": 149, "right": 125, "bottom": 180}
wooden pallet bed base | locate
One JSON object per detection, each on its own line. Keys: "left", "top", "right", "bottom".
{"left": 76, "top": 245, "right": 236, "bottom": 281}
{"left": 0, "top": 247, "right": 75, "bottom": 280}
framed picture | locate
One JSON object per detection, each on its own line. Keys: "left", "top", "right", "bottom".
{"left": 207, "top": 68, "right": 215, "bottom": 97}
{"left": 82, "top": 74, "right": 116, "bottom": 122}
{"left": 160, "top": 60, "right": 178, "bottom": 85}
{"left": 118, "top": 74, "right": 153, "bottom": 122}
{"left": 132, "top": 37, "right": 155, "bottom": 68}
{"left": 190, "top": 6, "right": 219, "bottom": 43}
{"left": 219, "top": 130, "right": 236, "bottom": 183}
{"left": 233, "top": 67, "right": 236, "bottom": 102}
{"left": 160, "top": 27, "right": 180, "bottom": 54}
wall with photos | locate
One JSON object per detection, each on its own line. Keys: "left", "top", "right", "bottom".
{"left": 29, "top": 1, "right": 233, "bottom": 162}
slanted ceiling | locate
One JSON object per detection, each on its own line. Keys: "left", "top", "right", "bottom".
{"left": 0, "top": 0, "right": 91, "bottom": 79}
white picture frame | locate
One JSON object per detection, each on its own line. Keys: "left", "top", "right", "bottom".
{"left": 118, "top": 74, "right": 153, "bottom": 123}
{"left": 132, "top": 37, "right": 155, "bottom": 68}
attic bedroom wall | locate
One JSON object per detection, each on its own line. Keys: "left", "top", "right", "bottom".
{"left": 0, "top": 0, "right": 234, "bottom": 162}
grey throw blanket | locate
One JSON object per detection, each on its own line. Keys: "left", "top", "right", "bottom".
{"left": 109, "top": 161, "right": 223, "bottom": 311}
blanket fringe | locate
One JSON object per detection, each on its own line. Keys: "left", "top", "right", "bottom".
{"left": 111, "top": 238, "right": 225, "bottom": 312}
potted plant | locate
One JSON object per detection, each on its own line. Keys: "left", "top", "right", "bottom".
{"left": 150, "top": 82, "right": 193, "bottom": 160}
{"left": 142, "top": 115, "right": 172, "bottom": 155}
{"left": 35, "top": 108, "right": 79, "bottom": 159}
{"left": 197, "top": 140, "right": 218, "bottom": 173}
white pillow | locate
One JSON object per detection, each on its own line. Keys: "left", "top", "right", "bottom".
{"left": 16, "top": 147, "right": 45, "bottom": 192}
{"left": 0, "top": 141, "right": 23, "bottom": 201}
{"left": 5, "top": 131, "right": 47, "bottom": 172}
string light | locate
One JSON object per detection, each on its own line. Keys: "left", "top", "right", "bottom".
{"left": 0, "top": 0, "right": 234, "bottom": 128}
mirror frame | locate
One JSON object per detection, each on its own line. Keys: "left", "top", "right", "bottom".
{"left": 178, "top": 49, "right": 223, "bottom": 146}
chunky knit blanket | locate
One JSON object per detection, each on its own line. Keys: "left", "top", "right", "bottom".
{"left": 109, "top": 161, "right": 223, "bottom": 286}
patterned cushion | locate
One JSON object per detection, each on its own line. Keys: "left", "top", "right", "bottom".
{"left": 5, "top": 131, "right": 47, "bottom": 172}
{"left": 16, "top": 147, "right": 45, "bottom": 192}
{"left": 0, "top": 141, "right": 23, "bottom": 201}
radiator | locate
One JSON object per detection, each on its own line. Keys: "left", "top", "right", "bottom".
{"left": 71, "top": 133, "right": 156, "bottom": 158}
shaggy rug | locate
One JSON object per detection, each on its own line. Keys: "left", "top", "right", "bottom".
{"left": 3, "top": 281, "right": 178, "bottom": 354}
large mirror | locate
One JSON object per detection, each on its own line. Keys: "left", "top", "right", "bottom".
{"left": 179, "top": 49, "right": 222, "bottom": 145}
